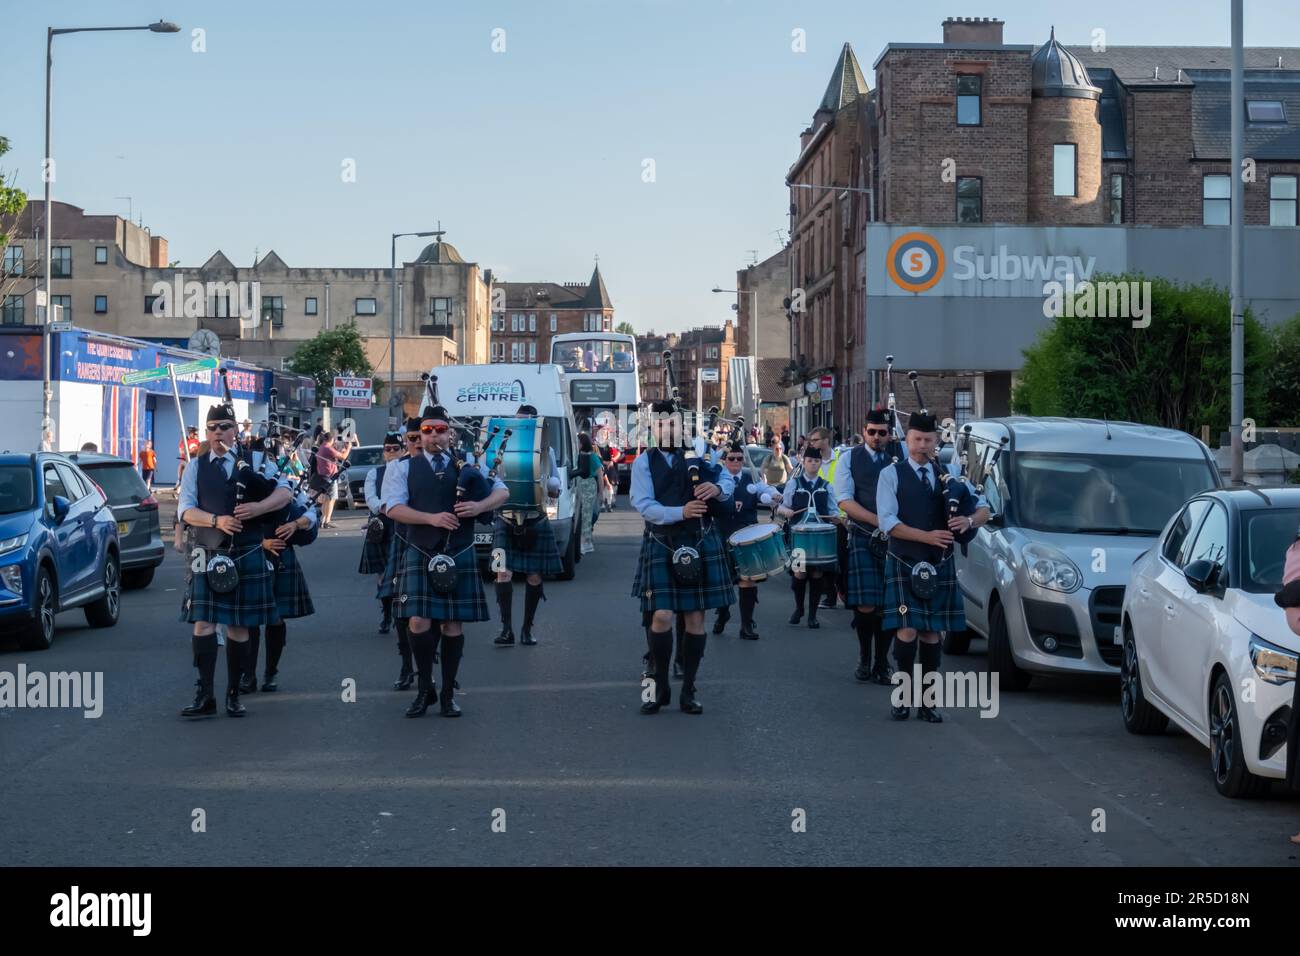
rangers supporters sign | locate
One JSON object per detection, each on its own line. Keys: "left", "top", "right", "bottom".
{"left": 332, "top": 376, "right": 373, "bottom": 409}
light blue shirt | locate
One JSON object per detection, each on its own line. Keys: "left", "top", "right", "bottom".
{"left": 178, "top": 448, "right": 291, "bottom": 523}
{"left": 631, "top": 450, "right": 733, "bottom": 526}
{"left": 782, "top": 470, "right": 830, "bottom": 512}
{"left": 832, "top": 445, "right": 892, "bottom": 505}
{"left": 380, "top": 450, "right": 506, "bottom": 511}
{"left": 875, "top": 457, "right": 986, "bottom": 536}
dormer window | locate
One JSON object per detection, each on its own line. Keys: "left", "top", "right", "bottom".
{"left": 1246, "top": 100, "right": 1285, "bottom": 123}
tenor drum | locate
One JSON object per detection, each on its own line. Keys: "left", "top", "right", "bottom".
{"left": 484, "top": 416, "right": 545, "bottom": 511}
{"left": 790, "top": 522, "right": 838, "bottom": 567}
{"left": 727, "top": 523, "right": 787, "bottom": 580}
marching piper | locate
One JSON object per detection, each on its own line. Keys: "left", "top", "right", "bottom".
{"left": 777, "top": 445, "right": 838, "bottom": 629}
{"left": 876, "top": 410, "right": 988, "bottom": 722}
{"left": 385, "top": 417, "right": 425, "bottom": 690}
{"left": 712, "top": 439, "right": 779, "bottom": 640}
{"left": 630, "top": 400, "right": 735, "bottom": 715}
{"left": 382, "top": 404, "right": 509, "bottom": 718}
{"left": 833, "top": 408, "right": 899, "bottom": 684}
{"left": 177, "top": 402, "right": 292, "bottom": 718}
{"left": 493, "top": 404, "right": 564, "bottom": 647}
{"left": 359, "top": 433, "right": 405, "bottom": 634}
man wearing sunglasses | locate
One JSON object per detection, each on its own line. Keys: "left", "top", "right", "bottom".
{"left": 176, "top": 402, "right": 292, "bottom": 718}
{"left": 359, "top": 433, "right": 405, "bottom": 636}
{"left": 833, "top": 408, "right": 900, "bottom": 684}
{"left": 382, "top": 404, "right": 509, "bottom": 718}
{"left": 378, "top": 418, "right": 428, "bottom": 691}
{"left": 712, "top": 441, "right": 779, "bottom": 640}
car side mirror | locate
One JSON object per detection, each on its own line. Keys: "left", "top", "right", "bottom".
{"left": 50, "top": 495, "right": 71, "bottom": 524}
{"left": 1183, "top": 558, "right": 1221, "bottom": 593}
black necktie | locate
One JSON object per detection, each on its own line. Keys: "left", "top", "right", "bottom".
{"left": 919, "top": 464, "right": 932, "bottom": 492}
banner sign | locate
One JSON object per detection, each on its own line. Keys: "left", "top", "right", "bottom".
{"left": 50, "top": 331, "right": 265, "bottom": 400}
{"left": 332, "top": 376, "right": 373, "bottom": 409}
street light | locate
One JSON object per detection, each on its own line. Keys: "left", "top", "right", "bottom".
{"left": 42, "top": 19, "right": 180, "bottom": 449}
{"left": 712, "top": 286, "right": 759, "bottom": 428}
{"left": 390, "top": 230, "right": 442, "bottom": 424}
{"left": 789, "top": 181, "right": 875, "bottom": 222}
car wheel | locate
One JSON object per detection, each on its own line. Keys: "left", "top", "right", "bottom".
{"left": 557, "top": 521, "right": 577, "bottom": 581}
{"left": 1119, "top": 623, "right": 1168, "bottom": 734}
{"left": 943, "top": 628, "right": 972, "bottom": 655}
{"left": 1208, "top": 672, "right": 1269, "bottom": 798}
{"left": 84, "top": 552, "right": 121, "bottom": 628}
{"left": 17, "top": 565, "right": 57, "bottom": 651}
{"left": 986, "top": 599, "right": 1032, "bottom": 691}
{"left": 122, "top": 566, "right": 155, "bottom": 590}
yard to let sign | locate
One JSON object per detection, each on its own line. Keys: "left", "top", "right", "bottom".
{"left": 332, "top": 376, "right": 373, "bottom": 409}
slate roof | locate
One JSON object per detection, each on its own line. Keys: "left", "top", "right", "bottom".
{"left": 1068, "top": 45, "right": 1300, "bottom": 86}
{"left": 818, "top": 42, "right": 869, "bottom": 112}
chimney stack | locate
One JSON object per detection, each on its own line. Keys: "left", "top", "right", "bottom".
{"left": 942, "top": 16, "right": 1005, "bottom": 45}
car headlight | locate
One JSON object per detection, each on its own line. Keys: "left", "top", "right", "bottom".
{"left": 0, "top": 533, "right": 26, "bottom": 557}
{"left": 1249, "top": 634, "right": 1298, "bottom": 686}
{"left": 0, "top": 564, "right": 22, "bottom": 594}
{"left": 1023, "top": 542, "right": 1082, "bottom": 592}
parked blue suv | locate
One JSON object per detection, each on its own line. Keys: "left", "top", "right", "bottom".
{"left": 0, "top": 453, "right": 121, "bottom": 650}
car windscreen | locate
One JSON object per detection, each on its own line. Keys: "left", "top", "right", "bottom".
{"left": 0, "top": 465, "right": 35, "bottom": 515}
{"left": 348, "top": 446, "right": 384, "bottom": 467}
{"left": 1010, "top": 453, "right": 1219, "bottom": 535}
{"left": 77, "top": 462, "right": 147, "bottom": 505}
{"left": 1240, "top": 508, "right": 1300, "bottom": 593}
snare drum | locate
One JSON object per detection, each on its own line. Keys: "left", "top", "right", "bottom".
{"left": 790, "top": 522, "right": 838, "bottom": 567}
{"left": 484, "top": 416, "right": 545, "bottom": 511}
{"left": 727, "top": 523, "right": 787, "bottom": 580}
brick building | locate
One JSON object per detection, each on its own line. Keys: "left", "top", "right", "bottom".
{"left": 488, "top": 266, "right": 615, "bottom": 365}
{"left": 635, "top": 322, "right": 735, "bottom": 414}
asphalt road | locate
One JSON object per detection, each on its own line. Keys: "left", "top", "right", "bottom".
{"left": 2, "top": 499, "right": 1298, "bottom": 866}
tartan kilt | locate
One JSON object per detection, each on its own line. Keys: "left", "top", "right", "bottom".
{"left": 273, "top": 545, "right": 315, "bottom": 620}
{"left": 493, "top": 514, "right": 564, "bottom": 577}
{"left": 845, "top": 530, "right": 887, "bottom": 607}
{"left": 357, "top": 517, "right": 393, "bottom": 575}
{"left": 393, "top": 541, "right": 489, "bottom": 622}
{"left": 631, "top": 523, "right": 735, "bottom": 614}
{"left": 376, "top": 530, "right": 401, "bottom": 599}
{"left": 882, "top": 552, "right": 965, "bottom": 633}
{"left": 181, "top": 541, "right": 281, "bottom": 627}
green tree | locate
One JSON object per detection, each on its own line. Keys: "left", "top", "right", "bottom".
{"left": 1263, "top": 313, "right": 1300, "bottom": 428}
{"left": 615, "top": 321, "right": 635, "bottom": 336}
{"left": 0, "top": 136, "right": 31, "bottom": 300}
{"left": 1011, "top": 273, "right": 1270, "bottom": 435}
{"left": 286, "top": 322, "right": 382, "bottom": 402}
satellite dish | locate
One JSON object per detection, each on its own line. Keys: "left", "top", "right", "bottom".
{"left": 187, "top": 329, "right": 221, "bottom": 356}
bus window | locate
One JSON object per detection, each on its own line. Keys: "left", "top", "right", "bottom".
{"left": 551, "top": 339, "right": 634, "bottom": 373}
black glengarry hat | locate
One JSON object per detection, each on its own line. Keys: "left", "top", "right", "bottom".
{"left": 207, "top": 402, "right": 236, "bottom": 423}
{"left": 907, "top": 410, "right": 937, "bottom": 433}
{"left": 422, "top": 405, "right": 450, "bottom": 423}
{"left": 866, "top": 407, "right": 891, "bottom": 426}
{"left": 404, "top": 416, "right": 423, "bottom": 433}
{"left": 802, "top": 445, "right": 823, "bottom": 460}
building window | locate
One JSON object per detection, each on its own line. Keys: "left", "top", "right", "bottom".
{"left": 1203, "top": 174, "right": 1231, "bottom": 225}
{"left": 305, "top": 297, "right": 318, "bottom": 315}
{"left": 262, "top": 295, "right": 285, "bottom": 327}
{"left": 511, "top": 313, "right": 520, "bottom": 332}
{"left": 1053, "top": 144, "right": 1076, "bottom": 197}
{"left": 2, "top": 294, "right": 24, "bottom": 325}
{"left": 1246, "top": 100, "right": 1286, "bottom": 123}
{"left": 144, "top": 294, "right": 161, "bottom": 315}
{"left": 707, "top": 346, "right": 718, "bottom": 359}
{"left": 355, "top": 297, "right": 377, "bottom": 315}
{"left": 954, "top": 388, "right": 974, "bottom": 427}
{"left": 51, "top": 246, "right": 72, "bottom": 278}
{"left": 529, "top": 341, "right": 536, "bottom": 361}
{"left": 94, "top": 294, "right": 107, "bottom": 314}
{"left": 1110, "top": 174, "right": 1124, "bottom": 223}
{"left": 550, "top": 313, "right": 557, "bottom": 332}
{"left": 511, "top": 342, "right": 520, "bottom": 362}
{"left": 1270, "top": 175, "right": 1297, "bottom": 226}
{"left": 529, "top": 313, "right": 536, "bottom": 332}
{"left": 956, "top": 177, "right": 982, "bottom": 223}
{"left": 210, "top": 293, "right": 230, "bottom": 318}
{"left": 50, "top": 294, "right": 71, "bottom": 324}
{"left": 956, "top": 75, "right": 981, "bottom": 126}
{"left": 94, "top": 246, "right": 108, "bottom": 264}
{"left": 3, "top": 246, "right": 22, "bottom": 276}
{"left": 430, "top": 297, "right": 451, "bottom": 325}
{"left": 604, "top": 315, "right": 611, "bottom": 331}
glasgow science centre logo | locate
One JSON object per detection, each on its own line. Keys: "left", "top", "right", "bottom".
{"left": 887, "top": 231, "right": 945, "bottom": 293}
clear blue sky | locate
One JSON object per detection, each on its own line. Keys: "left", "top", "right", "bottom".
{"left": 3, "top": 0, "right": 1297, "bottom": 334}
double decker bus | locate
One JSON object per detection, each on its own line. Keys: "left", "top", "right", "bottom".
{"left": 551, "top": 331, "right": 640, "bottom": 490}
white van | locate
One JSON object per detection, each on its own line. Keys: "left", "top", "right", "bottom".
{"left": 427, "top": 363, "right": 583, "bottom": 579}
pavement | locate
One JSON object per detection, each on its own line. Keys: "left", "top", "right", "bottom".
{"left": 2, "top": 498, "right": 1299, "bottom": 866}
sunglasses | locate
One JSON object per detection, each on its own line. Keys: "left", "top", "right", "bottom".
{"left": 384, "top": 444, "right": 401, "bottom": 451}
{"left": 725, "top": 455, "right": 744, "bottom": 462}
{"left": 865, "top": 428, "right": 889, "bottom": 437}
{"left": 206, "top": 422, "right": 235, "bottom": 432}
{"left": 420, "top": 423, "right": 450, "bottom": 435}
{"left": 406, "top": 434, "right": 421, "bottom": 442}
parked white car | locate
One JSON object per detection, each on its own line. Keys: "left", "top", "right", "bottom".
{"left": 1120, "top": 487, "right": 1300, "bottom": 797}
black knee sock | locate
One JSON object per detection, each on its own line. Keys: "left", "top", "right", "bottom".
{"left": 918, "top": 640, "right": 942, "bottom": 680}
{"left": 793, "top": 576, "right": 807, "bottom": 612}
{"left": 649, "top": 628, "right": 673, "bottom": 700}
{"left": 874, "top": 617, "right": 893, "bottom": 671}
{"left": 683, "top": 632, "right": 707, "bottom": 692}
{"left": 440, "top": 632, "right": 464, "bottom": 700}
{"left": 674, "top": 614, "right": 686, "bottom": 665}
{"left": 854, "top": 612, "right": 873, "bottom": 665}
{"left": 495, "top": 581, "right": 513, "bottom": 631}
{"left": 225, "top": 639, "right": 248, "bottom": 696}
{"left": 380, "top": 595, "right": 393, "bottom": 621}
{"left": 396, "top": 618, "right": 413, "bottom": 671}
{"left": 409, "top": 627, "right": 437, "bottom": 685}
{"left": 245, "top": 626, "right": 261, "bottom": 680}
{"left": 739, "top": 588, "right": 758, "bottom": 627}
{"left": 808, "top": 577, "right": 821, "bottom": 618}
{"left": 523, "top": 582, "right": 544, "bottom": 630}
{"left": 893, "top": 637, "right": 917, "bottom": 687}
{"left": 265, "top": 623, "right": 286, "bottom": 676}
{"left": 193, "top": 633, "right": 218, "bottom": 695}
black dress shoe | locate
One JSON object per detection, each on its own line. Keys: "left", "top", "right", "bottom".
{"left": 640, "top": 684, "right": 671, "bottom": 713}
{"left": 261, "top": 671, "right": 278, "bottom": 692}
{"left": 854, "top": 663, "right": 873, "bottom": 682}
{"left": 379, "top": 617, "right": 392, "bottom": 634}
{"left": 239, "top": 672, "right": 257, "bottom": 694}
{"left": 405, "top": 686, "right": 434, "bottom": 718}
{"left": 890, "top": 704, "right": 910, "bottom": 721}
{"left": 181, "top": 689, "right": 216, "bottom": 718}
{"left": 788, "top": 610, "right": 803, "bottom": 625}
{"left": 673, "top": 658, "right": 685, "bottom": 680}
{"left": 225, "top": 692, "right": 246, "bottom": 718}
{"left": 820, "top": 596, "right": 836, "bottom": 609}
{"left": 679, "top": 689, "right": 703, "bottom": 714}
{"left": 712, "top": 607, "right": 729, "bottom": 635}
{"left": 494, "top": 629, "right": 515, "bottom": 646}
{"left": 871, "top": 667, "right": 895, "bottom": 687}
{"left": 520, "top": 628, "right": 537, "bottom": 646}
{"left": 393, "top": 667, "right": 416, "bottom": 691}
{"left": 807, "top": 617, "right": 820, "bottom": 629}
{"left": 739, "top": 625, "right": 759, "bottom": 641}
{"left": 917, "top": 706, "right": 944, "bottom": 723}
{"left": 440, "top": 696, "right": 461, "bottom": 717}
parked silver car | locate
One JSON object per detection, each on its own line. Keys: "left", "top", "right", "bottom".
{"left": 949, "top": 418, "right": 1222, "bottom": 689}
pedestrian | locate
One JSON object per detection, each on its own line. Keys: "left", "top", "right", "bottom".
{"left": 764, "top": 440, "right": 792, "bottom": 486}
{"left": 176, "top": 402, "right": 291, "bottom": 718}
{"left": 877, "top": 410, "right": 988, "bottom": 723}
{"left": 493, "top": 404, "right": 564, "bottom": 647}
{"left": 833, "top": 408, "right": 898, "bottom": 683}
{"left": 1275, "top": 530, "right": 1300, "bottom": 842}
{"left": 313, "top": 432, "right": 350, "bottom": 529}
{"left": 777, "top": 445, "right": 837, "bottom": 628}
{"left": 80, "top": 442, "right": 98, "bottom": 452}
{"left": 359, "top": 433, "right": 404, "bottom": 635}
{"left": 381, "top": 402, "right": 508, "bottom": 718}
{"left": 575, "top": 432, "right": 603, "bottom": 556}
{"left": 140, "top": 440, "right": 157, "bottom": 490}
{"left": 603, "top": 449, "right": 620, "bottom": 510}
{"left": 631, "top": 400, "right": 735, "bottom": 714}
{"left": 176, "top": 426, "right": 200, "bottom": 498}
{"left": 713, "top": 439, "right": 779, "bottom": 640}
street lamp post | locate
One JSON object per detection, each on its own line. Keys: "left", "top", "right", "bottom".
{"left": 390, "top": 230, "right": 441, "bottom": 427}
{"left": 712, "top": 286, "right": 759, "bottom": 430}
{"left": 1229, "top": 0, "right": 1245, "bottom": 485}
{"left": 42, "top": 20, "right": 180, "bottom": 450}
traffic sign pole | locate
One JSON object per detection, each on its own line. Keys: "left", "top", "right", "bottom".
{"left": 169, "top": 365, "right": 190, "bottom": 464}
